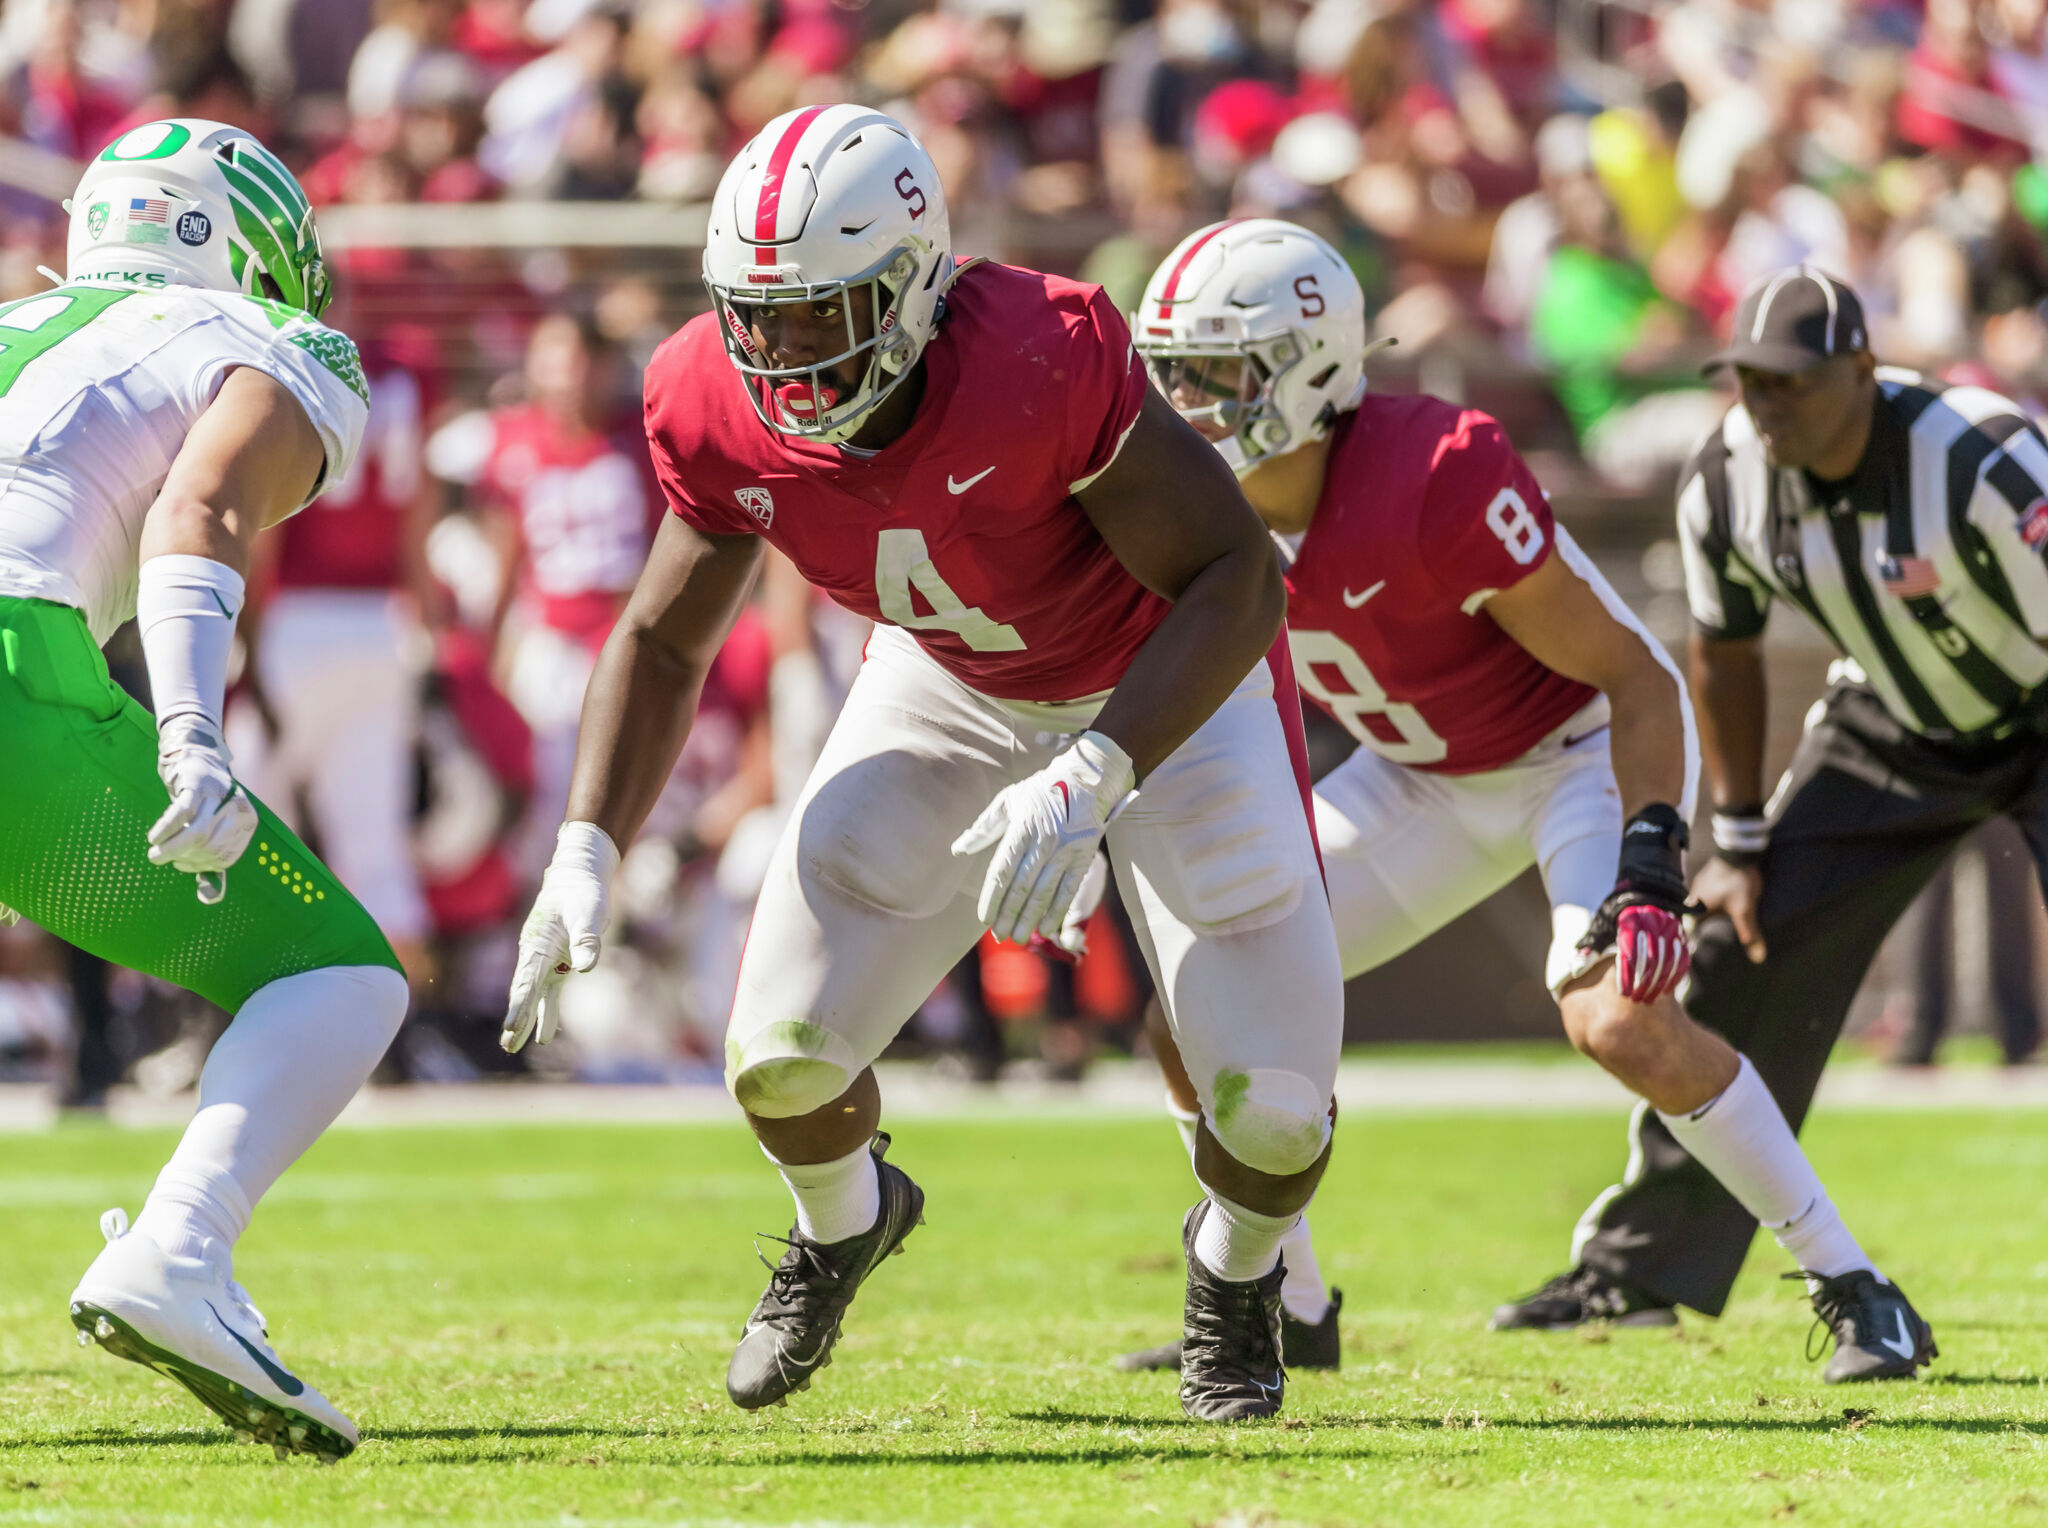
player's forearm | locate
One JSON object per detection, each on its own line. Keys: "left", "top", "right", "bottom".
{"left": 564, "top": 622, "right": 710, "bottom": 849}
{"left": 1089, "top": 541, "right": 1285, "bottom": 779}
{"left": 1689, "top": 632, "right": 1768, "bottom": 811}
{"left": 1603, "top": 651, "right": 1688, "bottom": 816}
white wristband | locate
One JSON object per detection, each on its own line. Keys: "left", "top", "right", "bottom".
{"left": 554, "top": 820, "right": 621, "bottom": 882}
{"left": 1711, "top": 811, "right": 1770, "bottom": 856}
{"left": 137, "top": 553, "right": 245, "bottom": 734}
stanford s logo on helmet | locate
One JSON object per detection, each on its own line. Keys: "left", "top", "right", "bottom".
{"left": 67, "top": 120, "right": 331, "bottom": 318}
{"left": 703, "top": 104, "right": 953, "bottom": 443}
{"left": 1135, "top": 219, "right": 1369, "bottom": 476}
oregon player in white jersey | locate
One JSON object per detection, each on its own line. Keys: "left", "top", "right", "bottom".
{"left": 0, "top": 119, "right": 408, "bottom": 1462}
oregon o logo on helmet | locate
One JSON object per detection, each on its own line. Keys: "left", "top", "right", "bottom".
{"left": 894, "top": 169, "right": 926, "bottom": 219}
{"left": 177, "top": 210, "right": 211, "bottom": 246}
{"left": 99, "top": 122, "right": 192, "bottom": 161}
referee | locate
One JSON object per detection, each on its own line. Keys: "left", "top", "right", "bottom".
{"left": 1499, "top": 265, "right": 2048, "bottom": 1335}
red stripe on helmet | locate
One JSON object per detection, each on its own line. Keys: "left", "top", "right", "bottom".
{"left": 754, "top": 105, "right": 830, "bottom": 264}
{"left": 1155, "top": 220, "right": 1242, "bottom": 321}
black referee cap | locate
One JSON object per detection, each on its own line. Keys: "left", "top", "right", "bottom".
{"left": 1704, "top": 266, "right": 1868, "bottom": 376}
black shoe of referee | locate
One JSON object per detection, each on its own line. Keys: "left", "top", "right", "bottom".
{"left": 1119, "top": 1288, "right": 1342, "bottom": 1373}
{"left": 1489, "top": 1263, "right": 1677, "bottom": 1330}
{"left": 724, "top": 1134, "right": 924, "bottom": 1410}
{"left": 1795, "top": 1270, "right": 1937, "bottom": 1383}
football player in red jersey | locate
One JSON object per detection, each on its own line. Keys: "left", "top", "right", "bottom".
{"left": 1116, "top": 220, "right": 1930, "bottom": 1383}
{"left": 499, "top": 108, "right": 1346, "bottom": 1419}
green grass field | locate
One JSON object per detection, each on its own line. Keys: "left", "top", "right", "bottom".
{"left": 2, "top": 1106, "right": 2046, "bottom": 1527}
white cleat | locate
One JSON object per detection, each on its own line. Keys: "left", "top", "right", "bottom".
{"left": 69, "top": 1208, "right": 358, "bottom": 1461}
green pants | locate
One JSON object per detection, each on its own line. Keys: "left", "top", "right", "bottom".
{"left": 0, "top": 597, "right": 399, "bottom": 1013}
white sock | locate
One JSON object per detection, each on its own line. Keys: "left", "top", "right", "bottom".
{"left": 131, "top": 965, "right": 407, "bottom": 1261}
{"left": 1278, "top": 1213, "right": 1331, "bottom": 1324}
{"left": 767, "top": 1139, "right": 880, "bottom": 1245}
{"left": 1657, "top": 1054, "right": 1876, "bottom": 1280}
{"left": 1193, "top": 1191, "right": 1295, "bottom": 1284}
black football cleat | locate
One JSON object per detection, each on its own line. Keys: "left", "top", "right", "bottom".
{"left": 724, "top": 1134, "right": 924, "bottom": 1410}
{"left": 1177, "top": 1200, "right": 1286, "bottom": 1421}
{"left": 1489, "top": 1263, "right": 1677, "bottom": 1331}
{"left": 1794, "top": 1270, "right": 1937, "bottom": 1383}
{"left": 1118, "top": 1287, "right": 1343, "bottom": 1373}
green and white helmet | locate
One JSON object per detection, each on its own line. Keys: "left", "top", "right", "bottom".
{"left": 66, "top": 119, "right": 331, "bottom": 318}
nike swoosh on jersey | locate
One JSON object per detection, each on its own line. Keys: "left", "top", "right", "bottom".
{"left": 1879, "top": 1309, "right": 1915, "bottom": 1359}
{"left": 1341, "top": 581, "right": 1386, "bottom": 608}
{"left": 205, "top": 1301, "right": 305, "bottom": 1395}
{"left": 947, "top": 466, "right": 996, "bottom": 494}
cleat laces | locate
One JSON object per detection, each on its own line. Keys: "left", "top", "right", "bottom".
{"left": 1787, "top": 1270, "right": 1860, "bottom": 1363}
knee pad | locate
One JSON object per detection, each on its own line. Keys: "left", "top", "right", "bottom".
{"left": 1204, "top": 1066, "right": 1332, "bottom": 1177}
{"left": 725, "top": 1019, "right": 857, "bottom": 1118}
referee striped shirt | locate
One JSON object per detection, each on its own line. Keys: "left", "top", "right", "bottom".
{"left": 1678, "top": 367, "right": 2048, "bottom": 741}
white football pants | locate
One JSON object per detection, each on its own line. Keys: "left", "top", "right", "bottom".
{"left": 725, "top": 626, "right": 1344, "bottom": 1177}
{"left": 1313, "top": 694, "right": 1698, "bottom": 993}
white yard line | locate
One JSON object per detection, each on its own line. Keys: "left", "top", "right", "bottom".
{"left": 6, "top": 1057, "right": 2048, "bottom": 1132}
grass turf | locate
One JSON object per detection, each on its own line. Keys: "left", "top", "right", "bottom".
{"left": 1, "top": 1107, "right": 2046, "bottom": 1526}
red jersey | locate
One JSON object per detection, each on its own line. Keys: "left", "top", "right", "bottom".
{"left": 1286, "top": 395, "right": 1594, "bottom": 775}
{"left": 483, "top": 405, "right": 654, "bottom": 649}
{"left": 273, "top": 366, "right": 420, "bottom": 591}
{"left": 645, "top": 260, "right": 1166, "bottom": 702}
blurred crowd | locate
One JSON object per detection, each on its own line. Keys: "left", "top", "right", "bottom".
{"left": 4, "top": 0, "right": 2048, "bottom": 1090}
{"left": 9, "top": 2, "right": 2048, "bottom": 446}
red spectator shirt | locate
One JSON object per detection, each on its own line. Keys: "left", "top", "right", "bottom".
{"left": 482, "top": 405, "right": 654, "bottom": 650}
{"left": 645, "top": 260, "right": 1166, "bottom": 703}
{"left": 273, "top": 366, "right": 421, "bottom": 591}
{"left": 1285, "top": 394, "right": 1594, "bottom": 775}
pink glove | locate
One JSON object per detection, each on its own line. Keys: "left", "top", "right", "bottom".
{"left": 1614, "top": 902, "right": 1689, "bottom": 1005}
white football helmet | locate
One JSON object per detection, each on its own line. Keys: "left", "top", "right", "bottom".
{"left": 1135, "top": 219, "right": 1368, "bottom": 475}
{"left": 703, "top": 104, "right": 953, "bottom": 443}
{"left": 66, "top": 119, "right": 331, "bottom": 317}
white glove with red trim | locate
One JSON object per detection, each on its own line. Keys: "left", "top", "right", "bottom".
{"left": 952, "top": 732, "right": 1134, "bottom": 948}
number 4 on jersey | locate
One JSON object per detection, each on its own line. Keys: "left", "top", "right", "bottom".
{"left": 874, "top": 527, "right": 1025, "bottom": 652}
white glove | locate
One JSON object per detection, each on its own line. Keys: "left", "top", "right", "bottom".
{"left": 951, "top": 730, "right": 1134, "bottom": 947}
{"left": 501, "top": 821, "right": 620, "bottom": 1053}
{"left": 1032, "top": 848, "right": 1110, "bottom": 960}
{"left": 148, "top": 715, "right": 258, "bottom": 904}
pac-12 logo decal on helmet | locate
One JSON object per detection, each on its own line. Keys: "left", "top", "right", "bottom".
{"left": 86, "top": 202, "right": 109, "bottom": 239}
{"left": 735, "top": 486, "right": 775, "bottom": 528}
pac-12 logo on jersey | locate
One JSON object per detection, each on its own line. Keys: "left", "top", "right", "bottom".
{"left": 735, "top": 486, "right": 775, "bottom": 528}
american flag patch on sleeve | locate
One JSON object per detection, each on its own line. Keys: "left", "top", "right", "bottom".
{"left": 1879, "top": 554, "right": 1940, "bottom": 597}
